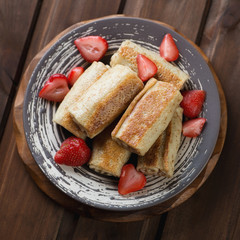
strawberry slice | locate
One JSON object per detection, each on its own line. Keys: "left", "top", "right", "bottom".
{"left": 159, "top": 33, "right": 179, "bottom": 61}
{"left": 39, "top": 74, "right": 69, "bottom": 102}
{"left": 182, "top": 118, "right": 206, "bottom": 137}
{"left": 67, "top": 66, "right": 84, "bottom": 86}
{"left": 118, "top": 164, "right": 146, "bottom": 195}
{"left": 54, "top": 137, "right": 91, "bottom": 166}
{"left": 74, "top": 36, "right": 108, "bottom": 62}
{"left": 180, "top": 90, "right": 206, "bottom": 118}
{"left": 136, "top": 54, "right": 158, "bottom": 82}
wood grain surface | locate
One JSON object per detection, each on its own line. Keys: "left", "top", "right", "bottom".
{"left": 0, "top": 0, "right": 38, "bottom": 140}
{"left": 0, "top": 0, "right": 238, "bottom": 239}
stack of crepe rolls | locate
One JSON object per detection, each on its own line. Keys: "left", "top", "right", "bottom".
{"left": 112, "top": 78, "right": 183, "bottom": 156}
{"left": 53, "top": 61, "right": 109, "bottom": 139}
{"left": 89, "top": 123, "right": 131, "bottom": 177}
{"left": 69, "top": 64, "right": 144, "bottom": 138}
{"left": 137, "top": 107, "right": 183, "bottom": 177}
{"left": 110, "top": 40, "right": 189, "bottom": 90}
{"left": 54, "top": 40, "right": 188, "bottom": 178}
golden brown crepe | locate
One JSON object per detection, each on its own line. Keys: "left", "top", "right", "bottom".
{"left": 69, "top": 64, "right": 144, "bottom": 138}
{"left": 110, "top": 40, "right": 189, "bottom": 90}
{"left": 53, "top": 61, "right": 109, "bottom": 138}
{"left": 112, "top": 78, "right": 183, "bottom": 156}
{"left": 137, "top": 107, "right": 183, "bottom": 177}
{"left": 88, "top": 124, "right": 131, "bottom": 177}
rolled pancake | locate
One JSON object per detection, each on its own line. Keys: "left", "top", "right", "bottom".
{"left": 110, "top": 40, "right": 189, "bottom": 90}
{"left": 89, "top": 124, "right": 131, "bottom": 177}
{"left": 69, "top": 64, "right": 144, "bottom": 138}
{"left": 137, "top": 107, "right": 183, "bottom": 177}
{"left": 53, "top": 61, "right": 109, "bottom": 139}
{"left": 112, "top": 78, "right": 183, "bottom": 156}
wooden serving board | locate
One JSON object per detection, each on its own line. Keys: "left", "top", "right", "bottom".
{"left": 13, "top": 15, "right": 227, "bottom": 222}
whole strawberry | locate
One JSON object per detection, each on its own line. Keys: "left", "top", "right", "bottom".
{"left": 54, "top": 137, "right": 91, "bottom": 166}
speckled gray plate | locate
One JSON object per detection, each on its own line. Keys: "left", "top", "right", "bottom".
{"left": 23, "top": 17, "right": 220, "bottom": 211}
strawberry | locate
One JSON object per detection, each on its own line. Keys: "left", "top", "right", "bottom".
{"left": 180, "top": 90, "right": 206, "bottom": 118}
{"left": 118, "top": 164, "right": 146, "bottom": 195}
{"left": 59, "top": 136, "right": 75, "bottom": 148}
{"left": 136, "top": 54, "right": 158, "bottom": 82}
{"left": 159, "top": 33, "right": 179, "bottom": 61}
{"left": 67, "top": 66, "right": 84, "bottom": 86}
{"left": 182, "top": 118, "right": 206, "bottom": 137}
{"left": 74, "top": 36, "right": 108, "bottom": 62}
{"left": 39, "top": 74, "right": 69, "bottom": 102}
{"left": 54, "top": 137, "right": 91, "bottom": 166}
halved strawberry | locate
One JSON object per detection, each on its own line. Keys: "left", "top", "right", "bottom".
{"left": 39, "top": 74, "right": 69, "bottom": 102}
{"left": 136, "top": 54, "right": 158, "bottom": 82}
{"left": 118, "top": 164, "right": 146, "bottom": 195}
{"left": 159, "top": 33, "right": 179, "bottom": 61}
{"left": 182, "top": 118, "right": 206, "bottom": 138}
{"left": 74, "top": 36, "right": 108, "bottom": 62}
{"left": 54, "top": 137, "right": 91, "bottom": 166}
{"left": 67, "top": 66, "right": 84, "bottom": 86}
{"left": 180, "top": 90, "right": 206, "bottom": 118}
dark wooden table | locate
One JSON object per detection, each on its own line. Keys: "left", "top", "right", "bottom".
{"left": 0, "top": 0, "right": 239, "bottom": 239}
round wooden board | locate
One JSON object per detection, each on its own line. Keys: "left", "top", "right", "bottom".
{"left": 13, "top": 15, "right": 227, "bottom": 222}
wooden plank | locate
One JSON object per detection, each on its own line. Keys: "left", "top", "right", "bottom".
{"left": 24, "top": 0, "right": 122, "bottom": 69}
{"left": 72, "top": 218, "right": 143, "bottom": 240}
{"left": 123, "top": 0, "right": 209, "bottom": 42}
{"left": 55, "top": 212, "right": 79, "bottom": 240}
{"left": 0, "top": 0, "right": 38, "bottom": 139}
{"left": 138, "top": 216, "right": 164, "bottom": 240}
{"left": 70, "top": 215, "right": 161, "bottom": 240}
{"left": 161, "top": 0, "right": 239, "bottom": 239}
{"left": 0, "top": 110, "right": 64, "bottom": 240}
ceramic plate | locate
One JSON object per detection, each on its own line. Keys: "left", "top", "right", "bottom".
{"left": 23, "top": 17, "right": 220, "bottom": 211}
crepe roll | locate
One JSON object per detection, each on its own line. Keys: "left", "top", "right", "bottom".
{"left": 69, "top": 64, "right": 144, "bottom": 138}
{"left": 110, "top": 40, "right": 189, "bottom": 90}
{"left": 137, "top": 107, "right": 183, "bottom": 177}
{"left": 112, "top": 78, "right": 183, "bottom": 156}
{"left": 89, "top": 124, "right": 131, "bottom": 177}
{"left": 53, "top": 62, "right": 109, "bottom": 139}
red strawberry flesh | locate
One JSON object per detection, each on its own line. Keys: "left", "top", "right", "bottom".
{"left": 182, "top": 118, "right": 206, "bottom": 137}
{"left": 136, "top": 54, "right": 158, "bottom": 82}
{"left": 159, "top": 33, "right": 179, "bottom": 61}
{"left": 74, "top": 36, "right": 108, "bottom": 62}
{"left": 39, "top": 74, "right": 69, "bottom": 102}
{"left": 118, "top": 164, "right": 146, "bottom": 195}
{"left": 180, "top": 90, "right": 206, "bottom": 118}
{"left": 67, "top": 67, "right": 84, "bottom": 86}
